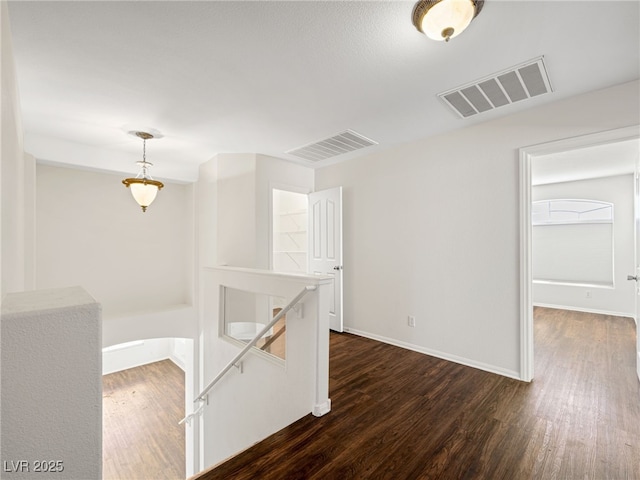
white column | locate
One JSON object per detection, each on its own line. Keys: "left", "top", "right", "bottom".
{"left": 313, "top": 280, "right": 331, "bottom": 416}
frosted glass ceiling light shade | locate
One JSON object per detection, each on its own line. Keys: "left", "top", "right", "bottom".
{"left": 412, "top": 0, "right": 484, "bottom": 42}
{"left": 126, "top": 179, "right": 162, "bottom": 209}
{"left": 122, "top": 132, "right": 164, "bottom": 212}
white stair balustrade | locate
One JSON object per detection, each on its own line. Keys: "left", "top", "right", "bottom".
{"left": 192, "top": 266, "right": 333, "bottom": 471}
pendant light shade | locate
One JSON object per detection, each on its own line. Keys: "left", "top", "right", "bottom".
{"left": 122, "top": 132, "right": 164, "bottom": 212}
{"left": 412, "top": 0, "right": 484, "bottom": 42}
{"left": 122, "top": 178, "right": 164, "bottom": 211}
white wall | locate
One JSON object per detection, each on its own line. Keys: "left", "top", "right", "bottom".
{"left": 171, "top": 337, "right": 188, "bottom": 370}
{"left": 217, "top": 153, "right": 257, "bottom": 267}
{"left": 197, "top": 156, "right": 218, "bottom": 269}
{"left": 215, "top": 153, "right": 314, "bottom": 270}
{"left": 315, "top": 80, "right": 640, "bottom": 379}
{"left": 103, "top": 338, "right": 170, "bottom": 375}
{"left": 102, "top": 337, "right": 189, "bottom": 375}
{"left": 1, "top": 2, "right": 34, "bottom": 298}
{"left": 35, "top": 164, "right": 193, "bottom": 320}
{"left": 532, "top": 175, "right": 635, "bottom": 317}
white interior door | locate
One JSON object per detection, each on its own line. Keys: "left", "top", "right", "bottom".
{"left": 308, "top": 187, "right": 343, "bottom": 332}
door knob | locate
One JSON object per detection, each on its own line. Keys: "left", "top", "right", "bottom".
{"left": 333, "top": 266, "right": 343, "bottom": 271}
{"left": 627, "top": 275, "right": 638, "bottom": 281}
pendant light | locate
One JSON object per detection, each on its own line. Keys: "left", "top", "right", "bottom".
{"left": 122, "top": 131, "right": 164, "bottom": 212}
{"left": 412, "top": 0, "right": 484, "bottom": 42}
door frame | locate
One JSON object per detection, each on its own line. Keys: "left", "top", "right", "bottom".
{"left": 519, "top": 125, "right": 640, "bottom": 382}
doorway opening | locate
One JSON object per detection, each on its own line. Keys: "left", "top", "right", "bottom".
{"left": 272, "top": 188, "right": 308, "bottom": 274}
{"left": 520, "top": 126, "right": 640, "bottom": 382}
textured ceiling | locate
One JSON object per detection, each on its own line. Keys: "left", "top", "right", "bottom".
{"left": 7, "top": 1, "right": 640, "bottom": 182}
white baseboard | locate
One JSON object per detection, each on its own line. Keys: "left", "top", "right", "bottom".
{"left": 343, "top": 328, "right": 522, "bottom": 381}
{"left": 533, "top": 302, "right": 635, "bottom": 321}
{"left": 313, "top": 399, "right": 331, "bottom": 417}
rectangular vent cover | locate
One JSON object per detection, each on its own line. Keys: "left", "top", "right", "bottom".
{"left": 286, "top": 129, "right": 378, "bottom": 162}
{"left": 438, "top": 56, "right": 553, "bottom": 119}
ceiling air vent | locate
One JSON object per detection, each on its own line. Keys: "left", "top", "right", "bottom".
{"left": 286, "top": 130, "right": 378, "bottom": 162}
{"left": 438, "top": 56, "right": 553, "bottom": 119}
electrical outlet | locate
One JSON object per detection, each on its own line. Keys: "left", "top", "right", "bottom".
{"left": 586, "top": 290, "right": 592, "bottom": 298}
{"left": 408, "top": 315, "right": 416, "bottom": 327}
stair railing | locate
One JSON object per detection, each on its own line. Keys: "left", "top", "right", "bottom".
{"left": 179, "top": 284, "right": 317, "bottom": 426}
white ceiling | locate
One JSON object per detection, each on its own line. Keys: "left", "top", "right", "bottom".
{"left": 7, "top": 1, "right": 640, "bottom": 182}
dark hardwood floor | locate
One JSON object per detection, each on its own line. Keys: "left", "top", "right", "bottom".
{"left": 103, "top": 359, "right": 185, "bottom": 480}
{"left": 196, "top": 307, "right": 640, "bottom": 480}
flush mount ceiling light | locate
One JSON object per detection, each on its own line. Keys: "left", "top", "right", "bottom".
{"left": 412, "top": 0, "right": 484, "bottom": 42}
{"left": 122, "top": 131, "right": 164, "bottom": 212}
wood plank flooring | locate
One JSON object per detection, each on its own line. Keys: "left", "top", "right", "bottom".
{"left": 103, "top": 359, "right": 185, "bottom": 480}
{"left": 197, "top": 307, "right": 640, "bottom": 480}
